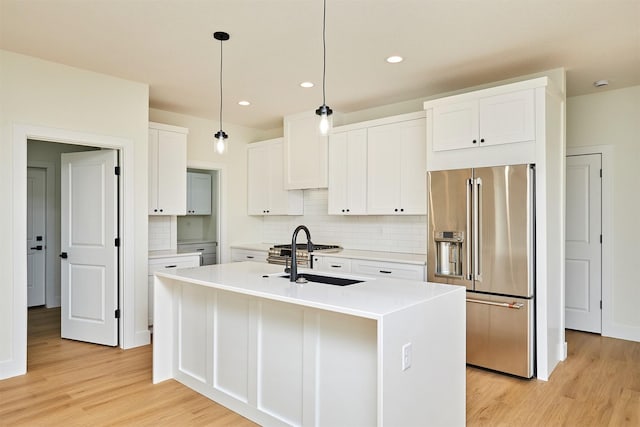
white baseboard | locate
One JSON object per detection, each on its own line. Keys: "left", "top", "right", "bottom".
{"left": 125, "top": 329, "right": 151, "bottom": 349}
{"left": 0, "top": 357, "right": 26, "bottom": 380}
{"left": 603, "top": 323, "right": 640, "bottom": 343}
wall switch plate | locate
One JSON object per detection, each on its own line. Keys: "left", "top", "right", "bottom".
{"left": 402, "top": 342, "right": 412, "bottom": 371}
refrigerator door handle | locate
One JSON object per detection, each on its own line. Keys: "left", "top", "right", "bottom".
{"left": 474, "top": 177, "right": 482, "bottom": 281}
{"left": 466, "top": 178, "right": 472, "bottom": 280}
{"left": 467, "top": 298, "right": 524, "bottom": 309}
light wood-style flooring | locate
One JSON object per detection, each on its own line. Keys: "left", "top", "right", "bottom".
{"left": 1, "top": 307, "right": 639, "bottom": 426}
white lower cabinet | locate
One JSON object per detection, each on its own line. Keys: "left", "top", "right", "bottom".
{"left": 231, "top": 248, "right": 268, "bottom": 263}
{"left": 148, "top": 254, "right": 200, "bottom": 326}
{"left": 314, "top": 254, "right": 425, "bottom": 281}
{"left": 351, "top": 259, "right": 424, "bottom": 281}
{"left": 313, "top": 256, "right": 352, "bottom": 273}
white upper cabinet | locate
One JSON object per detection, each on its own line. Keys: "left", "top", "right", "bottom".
{"left": 186, "top": 172, "right": 211, "bottom": 215}
{"left": 247, "top": 138, "right": 303, "bottom": 216}
{"left": 367, "top": 118, "right": 426, "bottom": 215}
{"left": 284, "top": 110, "right": 341, "bottom": 190}
{"left": 148, "top": 122, "right": 188, "bottom": 215}
{"left": 328, "top": 128, "right": 367, "bottom": 215}
{"left": 425, "top": 78, "right": 547, "bottom": 171}
{"left": 432, "top": 89, "right": 535, "bottom": 152}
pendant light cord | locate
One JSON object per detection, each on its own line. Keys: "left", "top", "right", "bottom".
{"left": 219, "top": 38, "right": 224, "bottom": 131}
{"left": 322, "top": 0, "right": 327, "bottom": 107}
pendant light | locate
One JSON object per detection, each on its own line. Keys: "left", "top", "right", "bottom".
{"left": 315, "top": 0, "right": 332, "bottom": 135}
{"left": 213, "top": 31, "right": 230, "bottom": 154}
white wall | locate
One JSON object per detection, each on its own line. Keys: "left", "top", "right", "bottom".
{"left": 0, "top": 50, "right": 149, "bottom": 379}
{"left": 149, "top": 108, "right": 271, "bottom": 262}
{"left": 567, "top": 85, "right": 640, "bottom": 341}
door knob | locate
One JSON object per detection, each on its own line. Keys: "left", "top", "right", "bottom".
{"left": 30, "top": 245, "right": 43, "bottom": 250}
{"left": 59, "top": 252, "right": 68, "bottom": 259}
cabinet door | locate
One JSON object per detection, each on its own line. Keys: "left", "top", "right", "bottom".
{"left": 328, "top": 132, "right": 348, "bottom": 214}
{"left": 284, "top": 111, "right": 329, "bottom": 189}
{"left": 368, "top": 119, "right": 425, "bottom": 214}
{"left": 479, "top": 89, "right": 535, "bottom": 147}
{"left": 267, "top": 141, "right": 302, "bottom": 215}
{"left": 328, "top": 129, "right": 367, "bottom": 215}
{"left": 148, "top": 129, "right": 160, "bottom": 214}
{"left": 399, "top": 120, "right": 427, "bottom": 214}
{"left": 187, "top": 172, "right": 212, "bottom": 215}
{"left": 247, "top": 143, "right": 270, "bottom": 215}
{"left": 367, "top": 123, "right": 402, "bottom": 214}
{"left": 156, "top": 130, "right": 187, "bottom": 215}
{"left": 432, "top": 100, "right": 479, "bottom": 152}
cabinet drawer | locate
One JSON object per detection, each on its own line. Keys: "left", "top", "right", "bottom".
{"left": 314, "top": 256, "right": 351, "bottom": 273}
{"left": 231, "top": 249, "right": 267, "bottom": 263}
{"left": 149, "top": 256, "right": 200, "bottom": 274}
{"left": 351, "top": 259, "right": 425, "bottom": 281}
{"left": 178, "top": 242, "right": 217, "bottom": 255}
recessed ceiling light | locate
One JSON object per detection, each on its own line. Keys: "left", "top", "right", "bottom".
{"left": 300, "top": 82, "right": 314, "bottom": 88}
{"left": 238, "top": 100, "right": 250, "bottom": 106}
{"left": 386, "top": 55, "right": 403, "bottom": 64}
{"left": 593, "top": 79, "right": 609, "bottom": 88}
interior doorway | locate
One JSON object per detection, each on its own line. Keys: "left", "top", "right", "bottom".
{"left": 565, "top": 153, "right": 602, "bottom": 333}
{"left": 177, "top": 168, "right": 221, "bottom": 264}
{"left": 27, "top": 140, "right": 120, "bottom": 347}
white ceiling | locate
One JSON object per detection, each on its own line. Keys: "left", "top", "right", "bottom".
{"left": 2, "top": 0, "right": 639, "bottom": 130}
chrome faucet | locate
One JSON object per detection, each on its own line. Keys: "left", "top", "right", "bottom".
{"left": 290, "top": 225, "right": 313, "bottom": 283}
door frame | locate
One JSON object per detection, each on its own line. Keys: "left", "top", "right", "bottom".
{"left": 11, "top": 124, "right": 136, "bottom": 376}
{"left": 566, "top": 145, "right": 613, "bottom": 337}
{"left": 186, "top": 160, "right": 226, "bottom": 263}
{"left": 27, "top": 161, "right": 57, "bottom": 308}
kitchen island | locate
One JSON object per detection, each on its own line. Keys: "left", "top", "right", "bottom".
{"left": 153, "top": 261, "right": 465, "bottom": 427}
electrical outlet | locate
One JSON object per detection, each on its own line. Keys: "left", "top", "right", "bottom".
{"left": 402, "top": 342, "right": 412, "bottom": 371}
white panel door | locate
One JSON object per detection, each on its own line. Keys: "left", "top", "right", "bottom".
{"left": 61, "top": 150, "right": 118, "bottom": 346}
{"left": 27, "top": 167, "right": 46, "bottom": 307}
{"left": 565, "top": 154, "right": 602, "bottom": 333}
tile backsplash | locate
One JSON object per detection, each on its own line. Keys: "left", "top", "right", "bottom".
{"left": 262, "top": 189, "right": 427, "bottom": 254}
{"left": 149, "top": 216, "right": 177, "bottom": 251}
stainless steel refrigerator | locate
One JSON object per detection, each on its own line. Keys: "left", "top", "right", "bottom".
{"left": 427, "top": 164, "right": 535, "bottom": 378}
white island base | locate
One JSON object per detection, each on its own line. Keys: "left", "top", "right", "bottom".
{"left": 153, "top": 262, "right": 465, "bottom": 426}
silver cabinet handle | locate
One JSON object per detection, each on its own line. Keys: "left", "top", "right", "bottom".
{"left": 466, "top": 298, "right": 524, "bottom": 309}
{"left": 474, "top": 177, "right": 482, "bottom": 281}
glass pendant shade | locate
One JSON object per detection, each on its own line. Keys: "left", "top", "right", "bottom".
{"left": 214, "top": 130, "right": 228, "bottom": 154}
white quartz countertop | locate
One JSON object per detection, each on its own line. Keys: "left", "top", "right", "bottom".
{"left": 149, "top": 250, "right": 201, "bottom": 259}
{"left": 313, "top": 248, "right": 426, "bottom": 265}
{"left": 177, "top": 239, "right": 218, "bottom": 245}
{"left": 155, "top": 261, "right": 461, "bottom": 319}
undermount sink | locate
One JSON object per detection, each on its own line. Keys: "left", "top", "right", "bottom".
{"left": 279, "top": 273, "right": 363, "bottom": 286}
